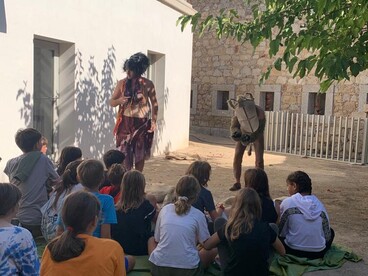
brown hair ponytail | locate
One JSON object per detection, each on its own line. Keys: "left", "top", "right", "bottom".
{"left": 48, "top": 191, "right": 100, "bottom": 262}
{"left": 174, "top": 175, "right": 200, "bottom": 215}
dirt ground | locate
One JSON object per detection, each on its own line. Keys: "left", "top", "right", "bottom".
{"left": 143, "top": 133, "right": 368, "bottom": 269}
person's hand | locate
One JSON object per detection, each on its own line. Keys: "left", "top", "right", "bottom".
{"left": 231, "top": 130, "right": 242, "bottom": 139}
{"left": 241, "top": 134, "right": 251, "bottom": 143}
{"left": 117, "top": 96, "right": 129, "bottom": 105}
{"left": 148, "top": 120, "right": 156, "bottom": 133}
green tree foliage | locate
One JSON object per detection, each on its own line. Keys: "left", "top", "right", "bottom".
{"left": 178, "top": 0, "right": 368, "bottom": 91}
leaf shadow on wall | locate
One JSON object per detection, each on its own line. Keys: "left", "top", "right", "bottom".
{"left": 16, "top": 81, "right": 33, "bottom": 127}
{"left": 152, "top": 86, "right": 170, "bottom": 155}
{"left": 74, "top": 46, "right": 117, "bottom": 159}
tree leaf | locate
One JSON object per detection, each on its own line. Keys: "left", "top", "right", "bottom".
{"left": 274, "top": 57, "right": 282, "bottom": 70}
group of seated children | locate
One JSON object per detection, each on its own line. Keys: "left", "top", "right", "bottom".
{"left": 1, "top": 127, "right": 335, "bottom": 275}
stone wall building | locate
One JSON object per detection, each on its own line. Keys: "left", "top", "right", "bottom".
{"left": 189, "top": 0, "right": 368, "bottom": 137}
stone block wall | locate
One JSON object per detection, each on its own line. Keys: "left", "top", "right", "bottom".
{"left": 189, "top": 0, "right": 368, "bottom": 136}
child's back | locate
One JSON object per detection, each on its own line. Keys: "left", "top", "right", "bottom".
{"left": 0, "top": 183, "right": 40, "bottom": 275}
{"left": 0, "top": 226, "right": 40, "bottom": 275}
{"left": 91, "top": 192, "right": 116, "bottom": 237}
{"left": 4, "top": 128, "right": 59, "bottom": 234}
{"left": 41, "top": 234, "right": 124, "bottom": 276}
{"left": 77, "top": 159, "right": 117, "bottom": 238}
{"left": 40, "top": 191, "right": 125, "bottom": 276}
{"left": 217, "top": 219, "right": 276, "bottom": 276}
{"left": 111, "top": 170, "right": 155, "bottom": 255}
{"left": 149, "top": 203, "right": 209, "bottom": 268}
{"left": 5, "top": 153, "right": 59, "bottom": 227}
{"left": 112, "top": 199, "right": 155, "bottom": 255}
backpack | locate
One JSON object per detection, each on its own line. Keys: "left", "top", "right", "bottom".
{"left": 40, "top": 192, "right": 61, "bottom": 242}
{"left": 228, "top": 93, "right": 260, "bottom": 135}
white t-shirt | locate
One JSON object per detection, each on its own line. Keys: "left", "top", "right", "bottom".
{"left": 149, "top": 204, "right": 210, "bottom": 269}
{"left": 279, "top": 193, "right": 330, "bottom": 252}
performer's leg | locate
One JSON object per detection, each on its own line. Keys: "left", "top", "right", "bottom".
{"left": 123, "top": 147, "right": 134, "bottom": 171}
{"left": 134, "top": 129, "right": 146, "bottom": 172}
{"left": 230, "top": 141, "right": 246, "bottom": 191}
{"left": 253, "top": 133, "right": 265, "bottom": 169}
{"left": 135, "top": 159, "right": 145, "bottom": 172}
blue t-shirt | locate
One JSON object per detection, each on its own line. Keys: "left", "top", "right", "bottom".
{"left": 0, "top": 226, "right": 40, "bottom": 276}
{"left": 57, "top": 192, "right": 117, "bottom": 238}
{"left": 92, "top": 192, "right": 117, "bottom": 238}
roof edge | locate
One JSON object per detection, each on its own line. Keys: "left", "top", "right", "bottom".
{"left": 158, "top": 0, "right": 197, "bottom": 15}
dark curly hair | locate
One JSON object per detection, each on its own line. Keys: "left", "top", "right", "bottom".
{"left": 123, "top": 52, "right": 150, "bottom": 76}
{"left": 286, "top": 171, "right": 312, "bottom": 194}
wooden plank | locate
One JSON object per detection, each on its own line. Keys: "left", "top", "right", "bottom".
{"left": 305, "top": 114, "right": 309, "bottom": 156}
{"left": 315, "top": 115, "right": 320, "bottom": 157}
{"left": 290, "top": 113, "right": 294, "bottom": 153}
{"left": 354, "top": 118, "right": 360, "bottom": 163}
{"left": 337, "top": 116, "right": 342, "bottom": 161}
{"left": 280, "top": 112, "right": 284, "bottom": 152}
{"left": 299, "top": 114, "right": 304, "bottom": 155}
{"left": 270, "top": 112, "right": 274, "bottom": 151}
{"left": 284, "top": 112, "right": 289, "bottom": 153}
{"left": 348, "top": 117, "right": 354, "bottom": 162}
{"left": 309, "top": 115, "right": 314, "bottom": 157}
{"left": 320, "top": 115, "right": 325, "bottom": 158}
{"left": 295, "top": 113, "right": 299, "bottom": 154}
{"left": 275, "top": 112, "right": 279, "bottom": 151}
{"left": 265, "top": 112, "right": 269, "bottom": 151}
{"left": 362, "top": 118, "right": 368, "bottom": 164}
{"left": 343, "top": 117, "right": 348, "bottom": 161}
{"left": 331, "top": 116, "right": 336, "bottom": 160}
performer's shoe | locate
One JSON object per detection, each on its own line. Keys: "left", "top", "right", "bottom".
{"left": 229, "top": 183, "right": 241, "bottom": 191}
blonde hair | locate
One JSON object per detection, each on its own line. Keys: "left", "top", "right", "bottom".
{"left": 225, "top": 188, "right": 261, "bottom": 241}
{"left": 116, "top": 170, "right": 145, "bottom": 212}
{"left": 174, "top": 175, "right": 200, "bottom": 215}
{"left": 77, "top": 159, "right": 104, "bottom": 189}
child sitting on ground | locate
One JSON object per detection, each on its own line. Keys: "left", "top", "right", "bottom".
{"left": 57, "top": 160, "right": 116, "bottom": 239}
{"left": 279, "top": 171, "right": 334, "bottom": 259}
{"left": 4, "top": 128, "right": 59, "bottom": 237}
{"left": 40, "top": 191, "right": 126, "bottom": 275}
{"left": 100, "top": 163, "right": 126, "bottom": 204}
{"left": 244, "top": 168, "right": 278, "bottom": 224}
{"left": 56, "top": 146, "right": 82, "bottom": 176}
{"left": 0, "top": 183, "right": 40, "bottom": 275}
{"left": 203, "top": 188, "right": 285, "bottom": 275}
{"left": 149, "top": 175, "right": 217, "bottom": 275}
{"left": 100, "top": 149, "right": 125, "bottom": 189}
{"left": 186, "top": 161, "right": 221, "bottom": 234}
{"left": 111, "top": 170, "right": 156, "bottom": 255}
{"left": 41, "top": 160, "right": 84, "bottom": 241}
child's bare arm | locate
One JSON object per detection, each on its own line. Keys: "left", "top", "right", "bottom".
{"left": 202, "top": 233, "right": 221, "bottom": 250}
{"left": 101, "top": 224, "right": 111, "bottom": 239}
{"left": 209, "top": 209, "right": 220, "bottom": 221}
{"left": 272, "top": 237, "right": 286, "bottom": 256}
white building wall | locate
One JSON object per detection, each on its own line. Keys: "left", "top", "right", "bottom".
{"left": 0, "top": 0, "right": 193, "bottom": 180}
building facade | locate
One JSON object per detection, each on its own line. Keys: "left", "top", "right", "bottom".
{"left": 189, "top": 0, "right": 368, "bottom": 137}
{"left": 0, "top": 0, "right": 195, "bottom": 180}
